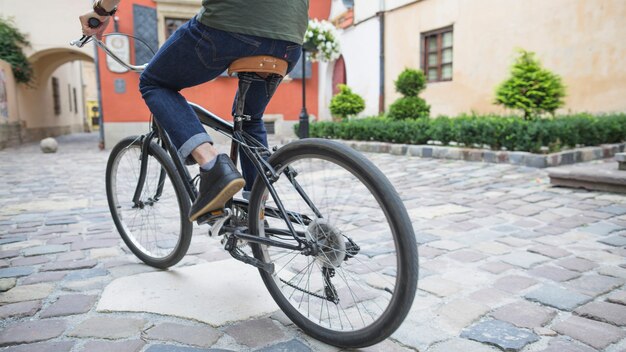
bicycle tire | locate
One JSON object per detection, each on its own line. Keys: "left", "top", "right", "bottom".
{"left": 106, "top": 136, "right": 192, "bottom": 268}
{"left": 247, "top": 138, "right": 418, "bottom": 348}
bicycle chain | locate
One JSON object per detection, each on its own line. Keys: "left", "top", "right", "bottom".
{"left": 280, "top": 278, "right": 329, "bottom": 301}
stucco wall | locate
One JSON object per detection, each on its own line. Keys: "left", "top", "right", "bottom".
{"left": 330, "top": 17, "right": 381, "bottom": 118}
{"left": 0, "top": 60, "right": 19, "bottom": 124}
{"left": 20, "top": 61, "right": 86, "bottom": 130}
{"left": 0, "top": 59, "right": 21, "bottom": 149}
{"left": 0, "top": 0, "right": 95, "bottom": 144}
{"left": 384, "top": 0, "right": 626, "bottom": 116}
{"left": 319, "top": 0, "right": 381, "bottom": 119}
{"left": 0, "top": 0, "right": 94, "bottom": 59}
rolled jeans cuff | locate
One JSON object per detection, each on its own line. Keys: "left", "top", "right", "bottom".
{"left": 178, "top": 132, "right": 213, "bottom": 164}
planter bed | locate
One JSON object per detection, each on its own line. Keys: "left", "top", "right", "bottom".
{"left": 336, "top": 140, "right": 626, "bottom": 168}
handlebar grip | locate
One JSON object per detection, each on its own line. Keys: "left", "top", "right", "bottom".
{"left": 88, "top": 17, "right": 102, "bottom": 29}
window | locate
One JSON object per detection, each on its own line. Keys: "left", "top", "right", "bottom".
{"left": 52, "top": 77, "right": 61, "bottom": 115}
{"left": 73, "top": 88, "right": 78, "bottom": 114}
{"left": 422, "top": 27, "right": 453, "bottom": 82}
{"left": 165, "top": 18, "right": 188, "bottom": 39}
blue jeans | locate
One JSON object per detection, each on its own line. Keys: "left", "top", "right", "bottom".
{"left": 139, "top": 17, "right": 301, "bottom": 190}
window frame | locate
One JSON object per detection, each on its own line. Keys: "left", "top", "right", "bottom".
{"left": 52, "top": 77, "right": 61, "bottom": 116}
{"left": 421, "top": 26, "right": 454, "bottom": 83}
{"left": 164, "top": 17, "right": 189, "bottom": 40}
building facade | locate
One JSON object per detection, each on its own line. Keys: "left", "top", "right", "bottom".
{"left": 101, "top": 0, "right": 332, "bottom": 147}
{"left": 0, "top": 0, "right": 95, "bottom": 149}
{"left": 315, "top": 0, "right": 384, "bottom": 120}
{"left": 382, "top": 0, "right": 626, "bottom": 117}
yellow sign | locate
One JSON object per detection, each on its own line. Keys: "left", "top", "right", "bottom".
{"left": 86, "top": 100, "right": 100, "bottom": 130}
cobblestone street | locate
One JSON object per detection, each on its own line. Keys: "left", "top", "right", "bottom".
{"left": 1, "top": 133, "right": 625, "bottom": 352}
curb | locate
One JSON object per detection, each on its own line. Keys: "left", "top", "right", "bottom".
{"left": 334, "top": 140, "right": 626, "bottom": 168}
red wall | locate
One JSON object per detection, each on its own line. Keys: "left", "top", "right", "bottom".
{"left": 99, "top": 0, "right": 331, "bottom": 125}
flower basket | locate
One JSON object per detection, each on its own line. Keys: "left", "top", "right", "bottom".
{"left": 303, "top": 19, "right": 341, "bottom": 62}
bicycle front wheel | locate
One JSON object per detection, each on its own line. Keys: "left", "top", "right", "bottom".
{"left": 106, "top": 136, "right": 192, "bottom": 268}
{"left": 247, "top": 139, "right": 418, "bottom": 348}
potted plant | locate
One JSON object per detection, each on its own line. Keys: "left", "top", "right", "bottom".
{"left": 303, "top": 19, "right": 341, "bottom": 62}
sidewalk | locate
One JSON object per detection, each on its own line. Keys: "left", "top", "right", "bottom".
{"left": 0, "top": 133, "right": 625, "bottom": 352}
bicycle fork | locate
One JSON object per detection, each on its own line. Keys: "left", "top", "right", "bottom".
{"left": 131, "top": 131, "right": 166, "bottom": 209}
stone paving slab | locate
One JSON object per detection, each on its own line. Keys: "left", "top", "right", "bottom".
{"left": 0, "top": 319, "right": 67, "bottom": 347}
{"left": 461, "top": 319, "right": 539, "bottom": 351}
{"left": 1, "top": 133, "right": 625, "bottom": 352}
{"left": 525, "top": 284, "right": 593, "bottom": 311}
{"left": 97, "top": 259, "right": 278, "bottom": 326}
{"left": 552, "top": 316, "right": 626, "bottom": 349}
{"left": 574, "top": 301, "right": 626, "bottom": 326}
{"left": 2, "top": 341, "right": 75, "bottom": 352}
{"left": 144, "top": 322, "right": 222, "bottom": 348}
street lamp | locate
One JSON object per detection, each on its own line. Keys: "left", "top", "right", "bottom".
{"left": 298, "top": 47, "right": 309, "bottom": 139}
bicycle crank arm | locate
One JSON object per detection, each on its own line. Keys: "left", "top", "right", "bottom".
{"left": 224, "top": 235, "right": 275, "bottom": 274}
{"left": 232, "top": 229, "right": 304, "bottom": 252}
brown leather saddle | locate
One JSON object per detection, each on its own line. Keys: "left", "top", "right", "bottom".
{"left": 227, "top": 55, "right": 289, "bottom": 78}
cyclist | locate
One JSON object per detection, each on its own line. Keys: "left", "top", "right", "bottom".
{"left": 80, "top": 0, "right": 308, "bottom": 221}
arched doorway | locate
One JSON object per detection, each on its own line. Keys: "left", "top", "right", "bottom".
{"left": 17, "top": 48, "right": 95, "bottom": 142}
{"left": 332, "top": 55, "right": 346, "bottom": 96}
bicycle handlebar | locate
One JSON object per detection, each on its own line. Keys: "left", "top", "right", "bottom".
{"left": 70, "top": 17, "right": 148, "bottom": 73}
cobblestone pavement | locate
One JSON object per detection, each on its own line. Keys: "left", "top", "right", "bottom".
{"left": 1, "top": 133, "right": 625, "bottom": 352}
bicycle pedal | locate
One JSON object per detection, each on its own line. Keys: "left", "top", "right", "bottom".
{"left": 196, "top": 209, "right": 227, "bottom": 226}
{"left": 208, "top": 209, "right": 233, "bottom": 237}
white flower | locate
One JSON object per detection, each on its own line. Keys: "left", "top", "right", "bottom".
{"left": 304, "top": 19, "right": 341, "bottom": 62}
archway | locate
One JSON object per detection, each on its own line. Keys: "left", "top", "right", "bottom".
{"left": 17, "top": 48, "right": 96, "bottom": 142}
{"left": 332, "top": 55, "right": 346, "bottom": 96}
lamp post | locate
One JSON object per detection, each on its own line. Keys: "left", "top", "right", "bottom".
{"left": 298, "top": 47, "right": 309, "bottom": 139}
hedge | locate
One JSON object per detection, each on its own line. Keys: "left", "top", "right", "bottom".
{"left": 301, "top": 114, "right": 626, "bottom": 153}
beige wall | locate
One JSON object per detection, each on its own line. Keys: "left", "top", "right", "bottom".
{"left": 18, "top": 61, "right": 86, "bottom": 132}
{"left": 385, "top": 0, "right": 626, "bottom": 116}
{"left": 0, "top": 60, "right": 19, "bottom": 124}
{"left": 0, "top": 0, "right": 96, "bottom": 143}
{"left": 0, "top": 0, "right": 94, "bottom": 59}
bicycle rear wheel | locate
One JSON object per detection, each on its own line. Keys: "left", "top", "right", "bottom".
{"left": 247, "top": 139, "right": 418, "bottom": 348}
{"left": 106, "top": 136, "right": 192, "bottom": 268}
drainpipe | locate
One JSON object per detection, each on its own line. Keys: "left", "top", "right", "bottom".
{"left": 94, "top": 41, "right": 105, "bottom": 149}
{"left": 378, "top": 0, "right": 386, "bottom": 114}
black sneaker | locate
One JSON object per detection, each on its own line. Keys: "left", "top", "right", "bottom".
{"left": 189, "top": 154, "right": 245, "bottom": 221}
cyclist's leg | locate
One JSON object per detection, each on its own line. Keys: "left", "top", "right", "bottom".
{"left": 139, "top": 17, "right": 227, "bottom": 163}
{"left": 139, "top": 17, "right": 263, "bottom": 219}
{"left": 236, "top": 43, "right": 302, "bottom": 191}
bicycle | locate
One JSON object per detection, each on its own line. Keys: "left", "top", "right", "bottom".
{"left": 71, "top": 23, "right": 418, "bottom": 348}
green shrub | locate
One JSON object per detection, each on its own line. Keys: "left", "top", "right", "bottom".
{"left": 427, "top": 116, "right": 455, "bottom": 145}
{"left": 307, "top": 113, "right": 626, "bottom": 153}
{"left": 394, "top": 68, "right": 426, "bottom": 97}
{"left": 329, "top": 84, "right": 365, "bottom": 121}
{"left": 0, "top": 17, "right": 32, "bottom": 84}
{"left": 495, "top": 49, "right": 566, "bottom": 120}
{"left": 387, "top": 68, "right": 430, "bottom": 120}
{"left": 388, "top": 96, "right": 430, "bottom": 120}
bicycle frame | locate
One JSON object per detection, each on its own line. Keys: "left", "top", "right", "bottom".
{"left": 72, "top": 34, "right": 316, "bottom": 253}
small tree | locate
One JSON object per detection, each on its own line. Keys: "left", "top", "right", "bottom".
{"left": 329, "top": 84, "right": 365, "bottom": 121}
{"left": 495, "top": 49, "right": 566, "bottom": 120}
{"left": 388, "top": 68, "right": 430, "bottom": 120}
{"left": 0, "top": 17, "right": 32, "bottom": 84}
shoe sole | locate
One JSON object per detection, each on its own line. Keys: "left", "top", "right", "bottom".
{"left": 189, "top": 179, "right": 246, "bottom": 221}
